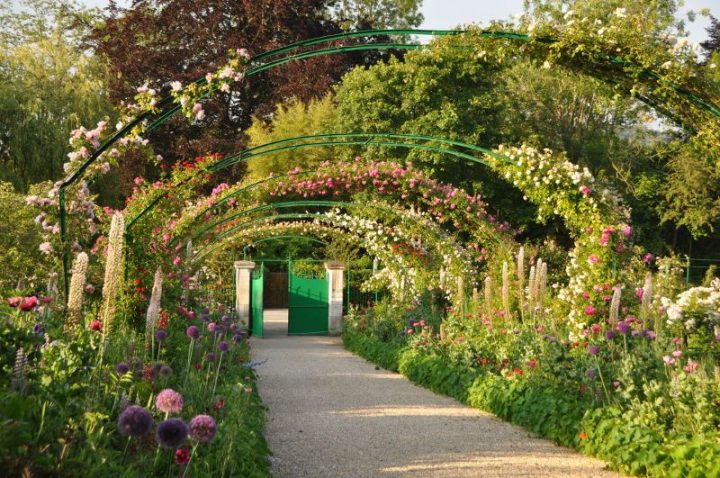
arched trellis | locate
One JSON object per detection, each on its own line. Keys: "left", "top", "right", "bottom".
{"left": 126, "top": 131, "right": 511, "bottom": 238}
{"left": 58, "top": 28, "right": 720, "bottom": 296}
{"left": 182, "top": 199, "right": 481, "bottom": 294}
{"left": 188, "top": 210, "right": 466, "bottom": 302}
{"left": 241, "top": 235, "right": 329, "bottom": 259}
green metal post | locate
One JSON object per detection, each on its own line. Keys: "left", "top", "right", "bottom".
{"left": 686, "top": 256, "right": 691, "bottom": 285}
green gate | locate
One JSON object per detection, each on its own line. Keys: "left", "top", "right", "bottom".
{"left": 250, "top": 266, "right": 264, "bottom": 337}
{"left": 288, "top": 261, "right": 328, "bottom": 335}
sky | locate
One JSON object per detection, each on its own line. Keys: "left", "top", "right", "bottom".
{"left": 10, "top": 0, "right": 720, "bottom": 44}
{"left": 418, "top": 0, "right": 717, "bottom": 44}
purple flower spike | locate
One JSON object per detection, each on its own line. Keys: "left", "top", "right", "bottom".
{"left": 218, "top": 341, "right": 229, "bottom": 353}
{"left": 588, "top": 345, "right": 600, "bottom": 356}
{"left": 186, "top": 325, "right": 200, "bottom": 339}
{"left": 156, "top": 418, "right": 188, "bottom": 448}
{"left": 118, "top": 405, "right": 153, "bottom": 437}
{"left": 189, "top": 414, "right": 217, "bottom": 443}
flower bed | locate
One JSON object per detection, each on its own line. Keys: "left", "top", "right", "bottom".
{"left": 0, "top": 295, "right": 270, "bottom": 476}
{"left": 343, "top": 275, "right": 720, "bottom": 478}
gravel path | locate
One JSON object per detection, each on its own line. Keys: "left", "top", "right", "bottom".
{"left": 251, "top": 310, "right": 620, "bottom": 477}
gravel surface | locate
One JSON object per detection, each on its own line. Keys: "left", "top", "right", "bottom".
{"left": 251, "top": 310, "right": 620, "bottom": 478}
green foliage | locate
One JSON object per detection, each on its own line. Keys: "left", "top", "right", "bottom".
{"left": 0, "top": 182, "right": 47, "bottom": 290}
{"left": 0, "top": 0, "right": 113, "bottom": 192}
{"left": 246, "top": 95, "right": 340, "bottom": 179}
{"left": 331, "top": 0, "right": 424, "bottom": 30}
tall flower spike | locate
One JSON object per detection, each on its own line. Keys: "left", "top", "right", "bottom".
{"left": 528, "top": 265, "right": 536, "bottom": 311}
{"left": 502, "top": 261, "right": 510, "bottom": 316}
{"left": 538, "top": 261, "right": 547, "bottom": 317}
{"left": 100, "top": 212, "right": 125, "bottom": 336}
{"left": 484, "top": 276, "right": 493, "bottom": 316}
{"left": 11, "top": 347, "right": 28, "bottom": 392}
{"left": 145, "top": 267, "right": 164, "bottom": 354}
{"left": 66, "top": 252, "right": 89, "bottom": 331}
{"left": 609, "top": 286, "right": 622, "bottom": 324}
{"left": 517, "top": 247, "right": 525, "bottom": 315}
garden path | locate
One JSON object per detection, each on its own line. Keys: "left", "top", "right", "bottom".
{"left": 250, "top": 309, "right": 620, "bottom": 478}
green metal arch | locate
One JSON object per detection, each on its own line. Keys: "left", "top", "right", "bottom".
{"left": 59, "top": 28, "right": 720, "bottom": 296}
{"left": 127, "top": 131, "right": 509, "bottom": 234}
{"left": 193, "top": 213, "right": 333, "bottom": 260}
{"left": 241, "top": 235, "right": 329, "bottom": 259}
{"left": 189, "top": 199, "right": 477, "bottom": 261}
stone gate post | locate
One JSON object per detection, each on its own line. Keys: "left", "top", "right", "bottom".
{"left": 234, "top": 261, "right": 255, "bottom": 329}
{"left": 325, "top": 261, "right": 346, "bottom": 335}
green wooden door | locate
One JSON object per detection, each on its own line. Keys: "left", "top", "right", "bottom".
{"left": 288, "top": 261, "right": 328, "bottom": 335}
{"left": 250, "top": 266, "right": 264, "bottom": 337}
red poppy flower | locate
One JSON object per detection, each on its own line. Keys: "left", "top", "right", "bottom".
{"left": 175, "top": 448, "right": 191, "bottom": 465}
{"left": 89, "top": 319, "right": 102, "bottom": 331}
{"left": 7, "top": 297, "right": 21, "bottom": 307}
{"left": 20, "top": 296, "right": 39, "bottom": 311}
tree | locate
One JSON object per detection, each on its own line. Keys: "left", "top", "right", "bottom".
{"left": 0, "top": 0, "right": 113, "bottom": 192}
{"left": 332, "top": 0, "right": 423, "bottom": 30}
{"left": 87, "top": 0, "right": 423, "bottom": 172}
{"left": 245, "top": 95, "right": 339, "bottom": 179}
{"left": 700, "top": 15, "right": 720, "bottom": 55}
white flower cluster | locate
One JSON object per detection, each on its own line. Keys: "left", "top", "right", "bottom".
{"left": 660, "top": 279, "right": 720, "bottom": 331}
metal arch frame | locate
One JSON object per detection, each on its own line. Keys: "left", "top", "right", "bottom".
{"left": 193, "top": 213, "right": 347, "bottom": 261}
{"left": 63, "top": 27, "right": 720, "bottom": 227}
{"left": 126, "top": 131, "right": 510, "bottom": 236}
{"left": 59, "top": 28, "right": 720, "bottom": 295}
{"left": 241, "top": 235, "right": 329, "bottom": 259}
{"left": 189, "top": 200, "right": 471, "bottom": 262}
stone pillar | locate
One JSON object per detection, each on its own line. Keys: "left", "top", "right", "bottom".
{"left": 325, "top": 261, "right": 346, "bottom": 335}
{"left": 234, "top": 261, "right": 255, "bottom": 329}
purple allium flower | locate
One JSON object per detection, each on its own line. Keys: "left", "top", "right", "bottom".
{"left": 189, "top": 414, "right": 217, "bottom": 443}
{"left": 616, "top": 321, "right": 630, "bottom": 334}
{"left": 33, "top": 323, "right": 44, "bottom": 334}
{"left": 585, "top": 368, "right": 596, "bottom": 379}
{"left": 206, "top": 352, "right": 216, "bottom": 363}
{"left": 155, "top": 330, "right": 167, "bottom": 341}
{"left": 207, "top": 322, "right": 217, "bottom": 333}
{"left": 186, "top": 325, "right": 200, "bottom": 339}
{"left": 230, "top": 323, "right": 238, "bottom": 332}
{"left": 156, "top": 418, "right": 188, "bottom": 448}
{"left": 202, "top": 307, "right": 209, "bottom": 315}
{"left": 117, "top": 405, "right": 153, "bottom": 437}
{"left": 631, "top": 330, "right": 641, "bottom": 338}
{"left": 604, "top": 330, "right": 616, "bottom": 341}
{"left": 116, "top": 362, "right": 130, "bottom": 374}
{"left": 221, "top": 315, "right": 230, "bottom": 324}
{"left": 200, "top": 313, "right": 210, "bottom": 322}
{"left": 588, "top": 345, "right": 600, "bottom": 356}
{"left": 218, "top": 341, "right": 229, "bottom": 353}
{"left": 645, "top": 330, "right": 657, "bottom": 340}
{"left": 232, "top": 333, "right": 243, "bottom": 343}
{"left": 159, "top": 365, "right": 173, "bottom": 378}
{"left": 155, "top": 388, "right": 184, "bottom": 414}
